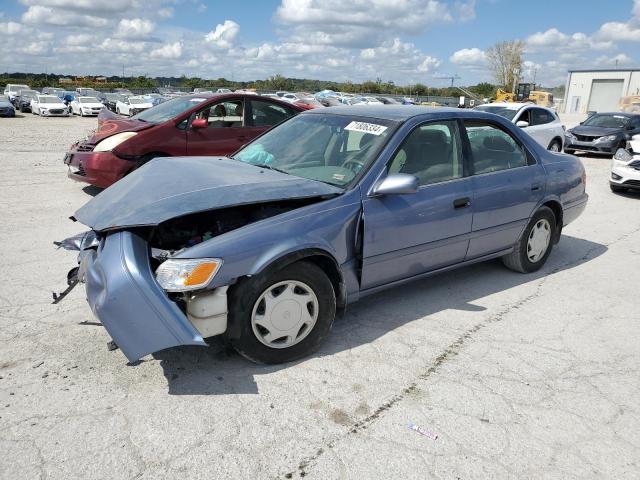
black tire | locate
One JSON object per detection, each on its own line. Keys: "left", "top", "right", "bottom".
{"left": 502, "top": 206, "right": 556, "bottom": 273}
{"left": 610, "top": 184, "right": 627, "bottom": 193}
{"left": 548, "top": 139, "right": 562, "bottom": 152}
{"left": 228, "top": 261, "right": 336, "bottom": 364}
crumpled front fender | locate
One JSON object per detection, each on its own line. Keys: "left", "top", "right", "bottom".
{"left": 82, "top": 231, "right": 206, "bottom": 362}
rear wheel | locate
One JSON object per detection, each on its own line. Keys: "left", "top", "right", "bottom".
{"left": 503, "top": 206, "right": 556, "bottom": 273}
{"left": 228, "top": 261, "right": 336, "bottom": 364}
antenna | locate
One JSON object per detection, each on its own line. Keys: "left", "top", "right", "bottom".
{"left": 434, "top": 74, "right": 461, "bottom": 87}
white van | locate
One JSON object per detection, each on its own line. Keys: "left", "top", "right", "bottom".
{"left": 4, "top": 84, "right": 30, "bottom": 101}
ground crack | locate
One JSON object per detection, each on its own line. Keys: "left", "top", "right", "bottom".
{"left": 283, "top": 226, "right": 639, "bottom": 478}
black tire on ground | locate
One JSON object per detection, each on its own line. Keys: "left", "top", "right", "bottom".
{"left": 548, "top": 139, "right": 562, "bottom": 152}
{"left": 502, "top": 206, "right": 556, "bottom": 274}
{"left": 610, "top": 184, "right": 627, "bottom": 193}
{"left": 227, "top": 261, "right": 337, "bottom": 364}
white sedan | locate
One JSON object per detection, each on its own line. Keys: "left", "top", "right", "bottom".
{"left": 610, "top": 134, "right": 640, "bottom": 193}
{"left": 115, "top": 96, "right": 154, "bottom": 116}
{"left": 70, "top": 97, "right": 104, "bottom": 116}
{"left": 30, "top": 94, "right": 69, "bottom": 117}
{"left": 475, "top": 102, "right": 565, "bottom": 151}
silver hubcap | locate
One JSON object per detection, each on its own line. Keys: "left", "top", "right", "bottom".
{"left": 527, "top": 219, "right": 551, "bottom": 262}
{"left": 251, "top": 280, "right": 319, "bottom": 349}
{"left": 549, "top": 143, "right": 560, "bottom": 152}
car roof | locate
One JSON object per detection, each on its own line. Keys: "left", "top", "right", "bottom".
{"left": 304, "top": 104, "right": 463, "bottom": 121}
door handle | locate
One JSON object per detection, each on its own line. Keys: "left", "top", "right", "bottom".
{"left": 531, "top": 183, "right": 541, "bottom": 191}
{"left": 453, "top": 197, "right": 471, "bottom": 209}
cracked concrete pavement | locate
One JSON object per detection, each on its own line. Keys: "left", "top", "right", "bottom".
{"left": 0, "top": 113, "right": 639, "bottom": 479}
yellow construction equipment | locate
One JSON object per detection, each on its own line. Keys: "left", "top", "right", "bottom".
{"left": 618, "top": 95, "right": 640, "bottom": 112}
{"left": 493, "top": 83, "right": 554, "bottom": 107}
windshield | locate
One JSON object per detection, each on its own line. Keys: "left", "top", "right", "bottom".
{"left": 129, "top": 98, "right": 146, "bottom": 104}
{"left": 21, "top": 90, "right": 38, "bottom": 97}
{"left": 475, "top": 105, "right": 518, "bottom": 120}
{"left": 10, "top": 85, "right": 29, "bottom": 92}
{"left": 79, "top": 97, "right": 99, "bottom": 103}
{"left": 132, "top": 95, "right": 207, "bottom": 123}
{"left": 39, "top": 96, "right": 60, "bottom": 103}
{"left": 233, "top": 114, "right": 397, "bottom": 187}
{"left": 582, "top": 114, "right": 630, "bottom": 128}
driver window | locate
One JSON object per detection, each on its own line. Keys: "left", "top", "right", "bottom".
{"left": 197, "top": 100, "right": 244, "bottom": 128}
{"left": 517, "top": 109, "right": 531, "bottom": 125}
{"left": 388, "top": 121, "right": 463, "bottom": 186}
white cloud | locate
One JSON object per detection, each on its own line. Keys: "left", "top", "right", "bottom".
{"left": 22, "top": 5, "right": 109, "bottom": 27}
{"left": 65, "top": 33, "right": 93, "bottom": 46}
{"left": 19, "top": 0, "right": 134, "bottom": 14}
{"left": 116, "top": 18, "right": 154, "bottom": 39}
{"left": 455, "top": 0, "right": 476, "bottom": 22}
{"left": 596, "top": 22, "right": 640, "bottom": 42}
{"left": 158, "top": 7, "right": 173, "bottom": 19}
{"left": 150, "top": 41, "right": 182, "bottom": 59}
{"left": 204, "top": 20, "right": 239, "bottom": 48}
{"left": 0, "top": 21, "right": 24, "bottom": 35}
{"left": 595, "top": 53, "right": 633, "bottom": 66}
{"left": 276, "top": 0, "right": 455, "bottom": 48}
{"left": 100, "top": 38, "right": 146, "bottom": 53}
{"left": 450, "top": 47, "right": 486, "bottom": 65}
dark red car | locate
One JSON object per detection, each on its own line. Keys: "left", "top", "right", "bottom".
{"left": 64, "top": 93, "right": 305, "bottom": 188}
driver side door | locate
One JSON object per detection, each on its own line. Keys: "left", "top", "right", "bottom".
{"left": 186, "top": 98, "right": 248, "bottom": 156}
{"left": 360, "top": 120, "right": 474, "bottom": 290}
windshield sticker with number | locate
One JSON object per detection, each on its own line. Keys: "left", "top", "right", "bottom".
{"left": 344, "top": 121, "right": 388, "bottom": 135}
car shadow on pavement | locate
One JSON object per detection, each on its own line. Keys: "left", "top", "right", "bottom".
{"left": 82, "top": 185, "right": 103, "bottom": 197}
{"left": 155, "top": 234, "right": 607, "bottom": 396}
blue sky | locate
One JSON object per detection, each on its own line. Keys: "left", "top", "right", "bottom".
{"left": 1, "top": 0, "right": 639, "bottom": 87}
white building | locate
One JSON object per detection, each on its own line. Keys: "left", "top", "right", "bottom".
{"left": 563, "top": 69, "right": 640, "bottom": 114}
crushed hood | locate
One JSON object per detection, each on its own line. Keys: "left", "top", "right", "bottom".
{"left": 74, "top": 157, "right": 342, "bottom": 231}
{"left": 93, "top": 112, "right": 154, "bottom": 141}
{"left": 570, "top": 125, "right": 622, "bottom": 137}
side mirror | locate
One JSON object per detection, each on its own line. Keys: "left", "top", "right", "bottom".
{"left": 371, "top": 173, "right": 419, "bottom": 196}
{"left": 516, "top": 120, "right": 529, "bottom": 128}
{"left": 191, "top": 118, "right": 208, "bottom": 129}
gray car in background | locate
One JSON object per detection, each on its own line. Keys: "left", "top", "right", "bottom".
{"left": 56, "top": 106, "right": 588, "bottom": 365}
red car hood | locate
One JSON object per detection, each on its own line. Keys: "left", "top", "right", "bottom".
{"left": 91, "top": 110, "right": 155, "bottom": 143}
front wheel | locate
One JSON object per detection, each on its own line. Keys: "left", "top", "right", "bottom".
{"left": 548, "top": 139, "right": 562, "bottom": 152}
{"left": 503, "top": 206, "right": 556, "bottom": 273}
{"left": 228, "top": 261, "right": 336, "bottom": 364}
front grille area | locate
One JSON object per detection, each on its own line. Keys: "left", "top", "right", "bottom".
{"left": 575, "top": 134, "right": 597, "bottom": 142}
{"left": 49, "top": 109, "right": 64, "bottom": 114}
{"left": 623, "top": 180, "right": 640, "bottom": 187}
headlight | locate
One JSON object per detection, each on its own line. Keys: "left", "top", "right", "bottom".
{"left": 565, "top": 130, "right": 575, "bottom": 139}
{"left": 614, "top": 148, "right": 633, "bottom": 163}
{"left": 595, "top": 135, "right": 617, "bottom": 143}
{"left": 93, "top": 132, "right": 138, "bottom": 152}
{"left": 156, "top": 258, "right": 222, "bottom": 292}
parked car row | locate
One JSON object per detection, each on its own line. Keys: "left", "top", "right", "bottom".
{"left": 55, "top": 104, "right": 588, "bottom": 365}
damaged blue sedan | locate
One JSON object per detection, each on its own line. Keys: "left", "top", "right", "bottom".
{"left": 56, "top": 106, "right": 588, "bottom": 364}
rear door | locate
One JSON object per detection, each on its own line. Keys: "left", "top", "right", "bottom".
{"left": 186, "top": 98, "right": 247, "bottom": 155}
{"left": 361, "top": 120, "right": 473, "bottom": 290}
{"left": 527, "top": 107, "right": 558, "bottom": 148}
{"left": 463, "top": 120, "right": 545, "bottom": 258}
